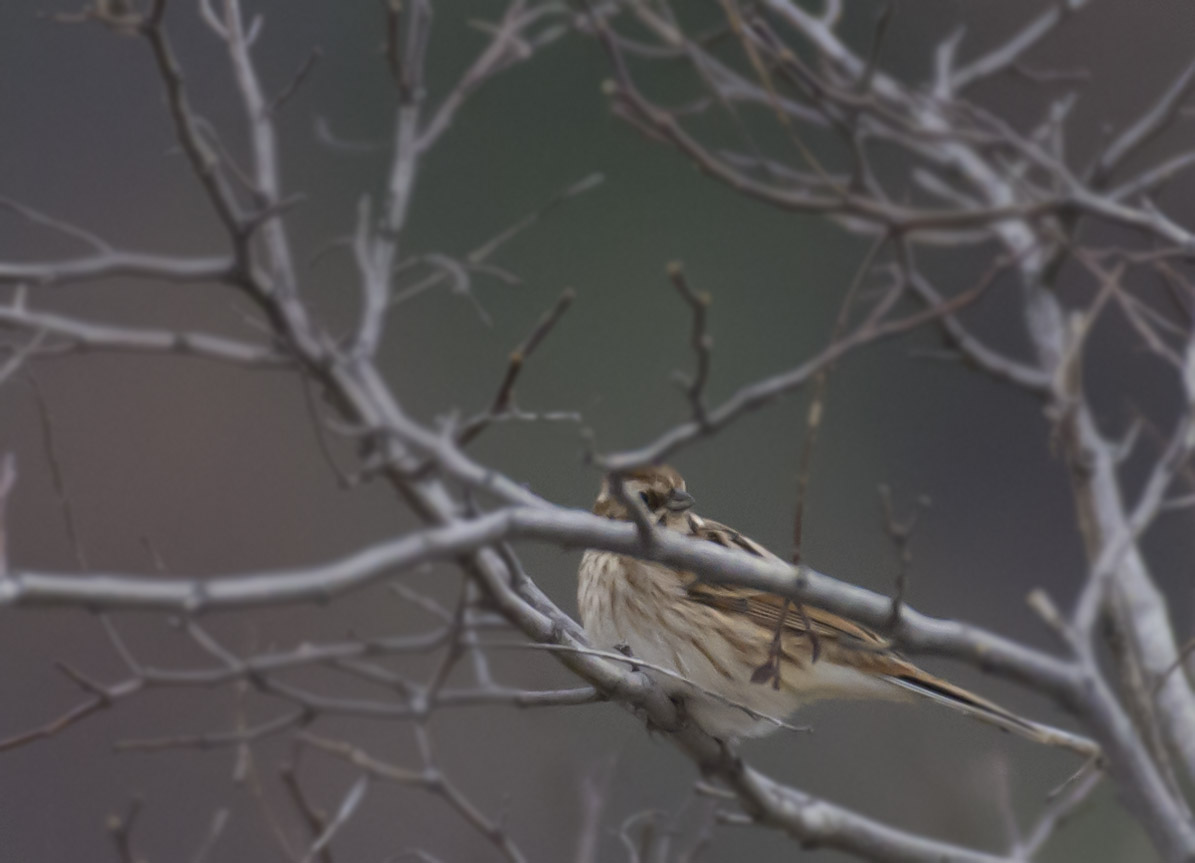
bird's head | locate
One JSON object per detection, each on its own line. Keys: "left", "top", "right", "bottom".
{"left": 592, "top": 464, "right": 696, "bottom": 529}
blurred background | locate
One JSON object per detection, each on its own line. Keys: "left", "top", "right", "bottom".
{"left": 2, "top": 1, "right": 1194, "bottom": 860}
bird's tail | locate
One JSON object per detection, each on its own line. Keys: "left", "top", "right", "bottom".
{"left": 883, "top": 671, "right": 1100, "bottom": 759}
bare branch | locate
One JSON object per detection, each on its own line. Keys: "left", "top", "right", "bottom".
{"left": 0, "top": 454, "right": 16, "bottom": 579}
{"left": 485, "top": 642, "right": 810, "bottom": 735}
{"left": 1092, "top": 59, "right": 1195, "bottom": 184}
{"left": 0, "top": 506, "right": 1086, "bottom": 697}
{"left": 300, "top": 775, "right": 369, "bottom": 863}
{"left": 269, "top": 47, "right": 322, "bottom": 115}
{"left": 951, "top": 2, "right": 1090, "bottom": 92}
{"left": 191, "top": 808, "right": 231, "bottom": 863}
{"left": 600, "top": 266, "right": 999, "bottom": 471}
{"left": 143, "top": 0, "right": 247, "bottom": 235}
{"left": 0, "top": 306, "right": 289, "bottom": 367}
{"left": 106, "top": 796, "right": 144, "bottom": 863}
{"left": 300, "top": 733, "right": 528, "bottom": 863}
{"left": 418, "top": 2, "right": 568, "bottom": 152}
{"left": 793, "top": 234, "right": 888, "bottom": 562}
{"left": 666, "top": 262, "right": 713, "bottom": 426}
{"left": 115, "top": 710, "right": 308, "bottom": 753}
{"left": 0, "top": 251, "right": 233, "bottom": 287}
{"left": 0, "top": 195, "right": 111, "bottom": 253}
{"left": 0, "top": 679, "right": 135, "bottom": 752}
{"left": 27, "top": 375, "right": 87, "bottom": 570}
{"left": 457, "top": 287, "right": 575, "bottom": 446}
{"left": 467, "top": 172, "right": 605, "bottom": 265}
{"left": 1014, "top": 761, "right": 1102, "bottom": 859}
{"left": 280, "top": 759, "right": 335, "bottom": 863}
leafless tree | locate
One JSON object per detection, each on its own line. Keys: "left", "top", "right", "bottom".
{"left": 2, "top": 1, "right": 1194, "bottom": 861}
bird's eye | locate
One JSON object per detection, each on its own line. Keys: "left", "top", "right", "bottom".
{"left": 638, "top": 491, "right": 652, "bottom": 507}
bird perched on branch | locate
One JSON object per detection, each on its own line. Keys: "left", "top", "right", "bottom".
{"left": 578, "top": 465, "right": 1092, "bottom": 755}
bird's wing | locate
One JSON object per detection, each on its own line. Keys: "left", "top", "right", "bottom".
{"left": 681, "top": 514, "right": 1101, "bottom": 756}
{"left": 681, "top": 514, "right": 891, "bottom": 651}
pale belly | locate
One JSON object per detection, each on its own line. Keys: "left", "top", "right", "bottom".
{"left": 577, "top": 551, "right": 899, "bottom": 739}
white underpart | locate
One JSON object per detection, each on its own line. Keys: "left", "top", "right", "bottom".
{"left": 578, "top": 551, "right": 904, "bottom": 739}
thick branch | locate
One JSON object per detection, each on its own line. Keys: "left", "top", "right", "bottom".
{"left": 0, "top": 506, "right": 1083, "bottom": 698}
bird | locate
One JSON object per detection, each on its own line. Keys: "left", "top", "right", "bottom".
{"left": 578, "top": 464, "right": 1092, "bottom": 753}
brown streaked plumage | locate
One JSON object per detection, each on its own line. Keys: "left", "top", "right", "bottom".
{"left": 578, "top": 466, "right": 1088, "bottom": 750}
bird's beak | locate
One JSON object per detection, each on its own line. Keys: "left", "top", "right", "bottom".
{"left": 666, "top": 489, "right": 695, "bottom": 512}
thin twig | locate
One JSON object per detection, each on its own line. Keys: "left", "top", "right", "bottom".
{"left": 877, "top": 484, "right": 930, "bottom": 630}
{"left": 457, "top": 287, "right": 575, "bottom": 446}
{"left": 27, "top": 374, "right": 86, "bottom": 569}
{"left": 0, "top": 453, "right": 16, "bottom": 578}
{"left": 667, "top": 261, "right": 713, "bottom": 426}
{"left": 106, "top": 796, "right": 144, "bottom": 863}
{"left": 482, "top": 641, "right": 810, "bottom": 734}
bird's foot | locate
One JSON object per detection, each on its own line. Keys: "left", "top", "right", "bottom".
{"left": 716, "top": 737, "right": 744, "bottom": 774}
{"left": 670, "top": 694, "right": 691, "bottom": 729}
{"left": 614, "top": 642, "right": 640, "bottom": 672}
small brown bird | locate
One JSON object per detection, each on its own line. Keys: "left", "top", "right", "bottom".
{"left": 578, "top": 465, "right": 1086, "bottom": 750}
